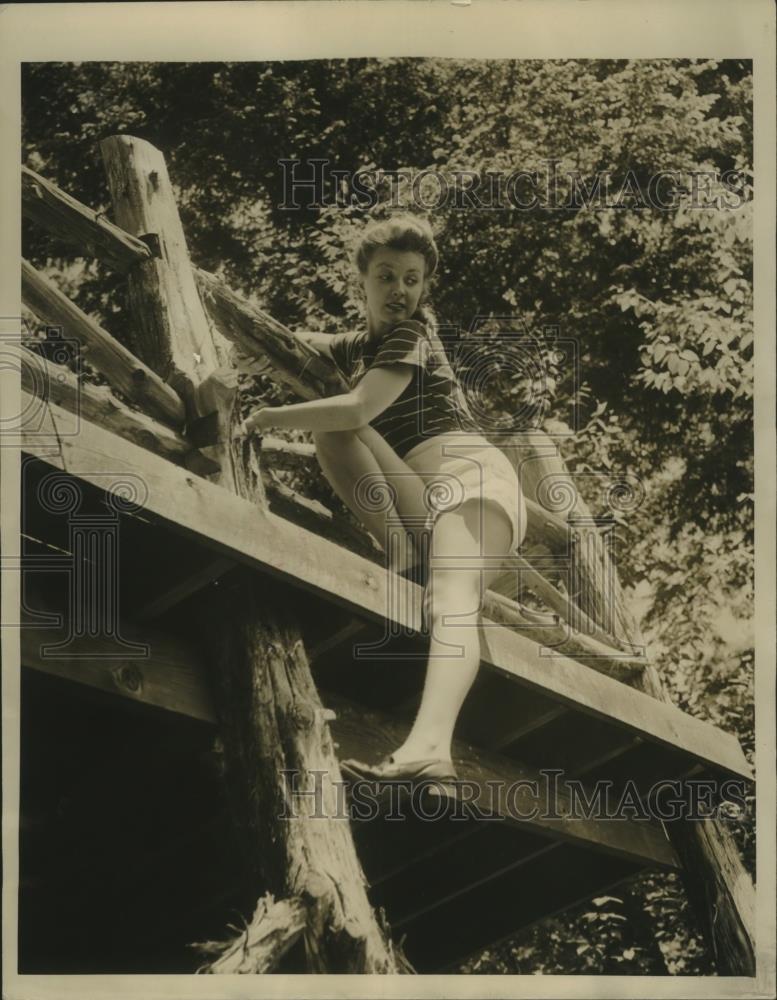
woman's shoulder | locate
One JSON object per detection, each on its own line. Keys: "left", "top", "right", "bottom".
{"left": 384, "top": 316, "right": 434, "bottom": 345}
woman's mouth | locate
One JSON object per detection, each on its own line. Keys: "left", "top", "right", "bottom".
{"left": 386, "top": 303, "right": 405, "bottom": 313}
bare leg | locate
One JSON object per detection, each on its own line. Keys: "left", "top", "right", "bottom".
{"left": 312, "top": 429, "right": 426, "bottom": 564}
{"left": 352, "top": 426, "right": 433, "bottom": 553}
{"left": 390, "top": 498, "right": 514, "bottom": 764}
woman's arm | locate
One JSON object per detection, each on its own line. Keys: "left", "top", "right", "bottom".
{"left": 242, "top": 366, "right": 413, "bottom": 436}
{"left": 242, "top": 393, "right": 363, "bottom": 434}
{"left": 296, "top": 331, "right": 334, "bottom": 360}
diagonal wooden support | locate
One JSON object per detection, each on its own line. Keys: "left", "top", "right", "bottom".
{"left": 22, "top": 164, "right": 154, "bottom": 273}
{"left": 22, "top": 259, "right": 186, "bottom": 429}
{"left": 18, "top": 343, "right": 216, "bottom": 477}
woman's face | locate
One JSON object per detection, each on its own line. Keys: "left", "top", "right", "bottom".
{"left": 362, "top": 248, "right": 427, "bottom": 333}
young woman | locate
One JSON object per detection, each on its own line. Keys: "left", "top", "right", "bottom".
{"left": 239, "top": 215, "right": 526, "bottom": 785}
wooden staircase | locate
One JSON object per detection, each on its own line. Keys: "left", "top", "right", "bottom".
{"left": 11, "top": 143, "right": 755, "bottom": 974}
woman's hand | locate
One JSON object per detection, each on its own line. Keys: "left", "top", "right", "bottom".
{"left": 238, "top": 404, "right": 273, "bottom": 438}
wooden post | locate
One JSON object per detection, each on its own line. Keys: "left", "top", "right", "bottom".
{"left": 100, "top": 134, "right": 406, "bottom": 972}
{"left": 100, "top": 135, "right": 236, "bottom": 489}
{"left": 504, "top": 429, "right": 756, "bottom": 975}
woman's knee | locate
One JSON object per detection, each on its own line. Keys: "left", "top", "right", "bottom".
{"left": 462, "top": 498, "right": 514, "bottom": 555}
{"left": 312, "top": 428, "right": 356, "bottom": 449}
{"left": 425, "top": 567, "right": 483, "bottom": 623}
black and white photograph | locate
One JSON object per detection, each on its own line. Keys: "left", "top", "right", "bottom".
{"left": 1, "top": 2, "right": 774, "bottom": 997}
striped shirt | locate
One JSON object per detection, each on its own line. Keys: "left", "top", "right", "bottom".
{"left": 328, "top": 318, "right": 482, "bottom": 459}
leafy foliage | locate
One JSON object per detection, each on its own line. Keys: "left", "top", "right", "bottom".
{"left": 22, "top": 57, "right": 754, "bottom": 974}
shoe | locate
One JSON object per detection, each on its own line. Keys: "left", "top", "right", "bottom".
{"left": 340, "top": 754, "right": 458, "bottom": 786}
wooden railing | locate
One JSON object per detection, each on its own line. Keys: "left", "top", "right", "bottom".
{"left": 20, "top": 161, "right": 648, "bottom": 679}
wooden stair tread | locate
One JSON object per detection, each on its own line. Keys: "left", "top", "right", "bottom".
{"left": 18, "top": 439, "right": 753, "bottom": 793}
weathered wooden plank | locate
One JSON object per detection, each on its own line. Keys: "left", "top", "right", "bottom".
{"left": 100, "top": 134, "right": 240, "bottom": 491}
{"left": 515, "top": 553, "right": 628, "bottom": 652}
{"left": 22, "top": 165, "right": 152, "bottom": 273}
{"left": 260, "top": 435, "right": 318, "bottom": 470}
{"left": 17, "top": 602, "right": 677, "bottom": 873}
{"left": 133, "top": 555, "right": 236, "bottom": 623}
{"left": 193, "top": 267, "right": 344, "bottom": 402}
{"left": 378, "top": 828, "right": 558, "bottom": 928}
{"left": 20, "top": 589, "right": 216, "bottom": 723}
{"left": 327, "top": 692, "right": 678, "bottom": 869}
{"left": 360, "top": 822, "right": 486, "bottom": 890}
{"left": 261, "top": 467, "right": 384, "bottom": 563}
{"left": 18, "top": 345, "right": 212, "bottom": 470}
{"left": 100, "top": 134, "right": 405, "bottom": 973}
{"left": 307, "top": 617, "right": 375, "bottom": 665}
{"left": 19, "top": 395, "right": 753, "bottom": 785}
{"left": 22, "top": 260, "right": 186, "bottom": 429}
{"left": 489, "top": 704, "right": 571, "bottom": 752}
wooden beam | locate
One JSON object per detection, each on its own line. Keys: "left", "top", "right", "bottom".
{"left": 19, "top": 395, "right": 753, "bottom": 786}
{"left": 100, "top": 134, "right": 239, "bottom": 490}
{"left": 307, "top": 617, "right": 374, "bottom": 664}
{"left": 18, "top": 344, "right": 217, "bottom": 474}
{"left": 193, "top": 266, "right": 344, "bottom": 402}
{"left": 17, "top": 606, "right": 678, "bottom": 873}
{"left": 327, "top": 693, "right": 678, "bottom": 869}
{"left": 477, "top": 587, "right": 648, "bottom": 679}
{"left": 22, "top": 165, "right": 152, "bottom": 273}
{"left": 515, "top": 553, "right": 628, "bottom": 652}
{"left": 21, "top": 260, "right": 186, "bottom": 429}
{"left": 488, "top": 704, "right": 570, "bottom": 752}
{"left": 570, "top": 735, "right": 645, "bottom": 778}
{"left": 260, "top": 435, "right": 318, "bottom": 470}
{"left": 391, "top": 841, "right": 560, "bottom": 930}
{"left": 20, "top": 589, "right": 216, "bottom": 722}
{"left": 262, "top": 467, "right": 384, "bottom": 563}
{"left": 523, "top": 496, "right": 574, "bottom": 551}
{"left": 19, "top": 165, "right": 345, "bottom": 416}
{"left": 401, "top": 843, "right": 642, "bottom": 972}
{"left": 133, "top": 555, "right": 236, "bottom": 623}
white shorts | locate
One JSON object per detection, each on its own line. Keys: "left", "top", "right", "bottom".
{"left": 402, "top": 432, "right": 526, "bottom": 553}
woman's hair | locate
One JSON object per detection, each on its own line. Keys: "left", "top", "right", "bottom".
{"left": 351, "top": 213, "right": 440, "bottom": 328}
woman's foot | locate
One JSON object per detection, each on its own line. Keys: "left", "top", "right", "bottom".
{"left": 340, "top": 754, "right": 458, "bottom": 784}
{"left": 388, "top": 743, "right": 452, "bottom": 768}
